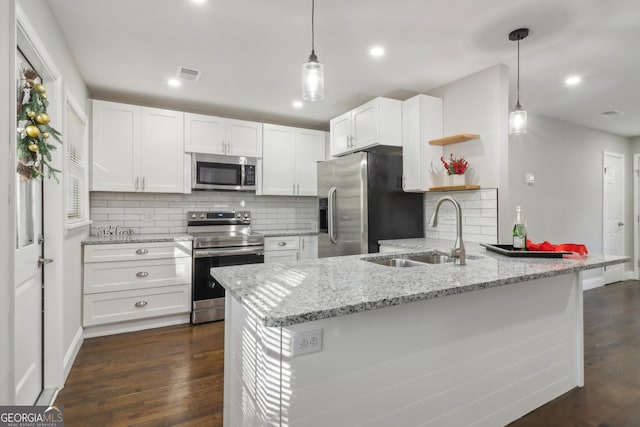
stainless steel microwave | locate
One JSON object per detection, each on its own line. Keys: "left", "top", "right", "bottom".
{"left": 191, "top": 153, "right": 257, "bottom": 191}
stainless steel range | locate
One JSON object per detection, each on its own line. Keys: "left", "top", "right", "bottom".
{"left": 187, "top": 210, "right": 264, "bottom": 324}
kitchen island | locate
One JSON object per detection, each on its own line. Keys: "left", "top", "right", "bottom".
{"left": 213, "top": 242, "right": 628, "bottom": 427}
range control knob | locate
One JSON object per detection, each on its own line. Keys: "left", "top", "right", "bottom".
{"left": 243, "top": 213, "right": 250, "bottom": 218}
{"left": 236, "top": 213, "right": 242, "bottom": 218}
{"left": 191, "top": 213, "right": 197, "bottom": 219}
{"left": 199, "top": 213, "right": 206, "bottom": 219}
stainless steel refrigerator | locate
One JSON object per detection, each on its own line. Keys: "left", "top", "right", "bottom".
{"left": 317, "top": 151, "right": 424, "bottom": 258}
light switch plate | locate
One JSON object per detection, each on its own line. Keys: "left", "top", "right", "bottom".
{"left": 525, "top": 174, "right": 535, "bottom": 185}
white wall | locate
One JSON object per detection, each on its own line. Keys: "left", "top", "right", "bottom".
{"left": 1, "top": 0, "right": 17, "bottom": 405}
{"left": 16, "top": 0, "right": 89, "bottom": 387}
{"left": 427, "top": 64, "right": 510, "bottom": 190}
{"left": 506, "top": 114, "right": 632, "bottom": 276}
{"left": 427, "top": 64, "right": 509, "bottom": 241}
{"left": 631, "top": 136, "right": 640, "bottom": 153}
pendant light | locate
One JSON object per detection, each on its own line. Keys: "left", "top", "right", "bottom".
{"left": 509, "top": 28, "right": 529, "bottom": 135}
{"left": 302, "top": 0, "right": 324, "bottom": 101}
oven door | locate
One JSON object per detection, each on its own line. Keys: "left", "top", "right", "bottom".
{"left": 192, "top": 246, "right": 264, "bottom": 322}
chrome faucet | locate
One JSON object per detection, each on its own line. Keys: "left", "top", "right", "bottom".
{"left": 429, "top": 196, "right": 466, "bottom": 265}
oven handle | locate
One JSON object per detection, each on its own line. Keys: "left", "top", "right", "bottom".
{"left": 193, "top": 246, "right": 265, "bottom": 258}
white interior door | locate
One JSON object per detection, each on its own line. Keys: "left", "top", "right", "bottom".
{"left": 603, "top": 151, "right": 625, "bottom": 284}
{"left": 14, "top": 52, "right": 44, "bottom": 405}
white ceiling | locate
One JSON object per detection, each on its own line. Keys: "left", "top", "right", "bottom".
{"left": 47, "top": 0, "right": 640, "bottom": 137}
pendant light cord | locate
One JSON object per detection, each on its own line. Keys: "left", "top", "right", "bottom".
{"left": 311, "top": 0, "right": 315, "bottom": 55}
{"left": 516, "top": 38, "right": 520, "bottom": 106}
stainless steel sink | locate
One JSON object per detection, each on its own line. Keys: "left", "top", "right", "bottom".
{"left": 405, "top": 253, "right": 455, "bottom": 264}
{"left": 363, "top": 251, "right": 457, "bottom": 267}
{"left": 365, "top": 258, "right": 428, "bottom": 267}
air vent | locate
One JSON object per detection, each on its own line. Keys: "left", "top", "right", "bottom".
{"left": 600, "top": 110, "right": 624, "bottom": 117}
{"left": 177, "top": 66, "right": 201, "bottom": 82}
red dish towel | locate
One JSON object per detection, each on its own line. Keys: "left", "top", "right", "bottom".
{"left": 526, "top": 240, "right": 589, "bottom": 256}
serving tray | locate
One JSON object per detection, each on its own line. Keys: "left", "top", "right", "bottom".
{"left": 481, "top": 244, "right": 571, "bottom": 258}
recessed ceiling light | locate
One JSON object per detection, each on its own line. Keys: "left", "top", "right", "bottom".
{"left": 292, "top": 101, "right": 303, "bottom": 109}
{"left": 191, "top": 0, "right": 206, "bottom": 4}
{"left": 565, "top": 75, "right": 582, "bottom": 86}
{"left": 168, "top": 78, "right": 181, "bottom": 87}
{"left": 370, "top": 46, "right": 385, "bottom": 57}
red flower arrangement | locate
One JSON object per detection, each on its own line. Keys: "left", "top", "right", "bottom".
{"left": 440, "top": 154, "right": 469, "bottom": 175}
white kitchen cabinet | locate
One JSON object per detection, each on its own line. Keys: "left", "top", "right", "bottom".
{"left": 402, "top": 94, "right": 443, "bottom": 192}
{"left": 264, "top": 235, "right": 319, "bottom": 263}
{"left": 83, "top": 241, "right": 192, "bottom": 334}
{"left": 262, "top": 124, "right": 326, "bottom": 196}
{"left": 184, "top": 112, "right": 262, "bottom": 157}
{"left": 299, "top": 235, "right": 318, "bottom": 260}
{"left": 330, "top": 97, "right": 402, "bottom": 157}
{"left": 91, "top": 100, "right": 185, "bottom": 193}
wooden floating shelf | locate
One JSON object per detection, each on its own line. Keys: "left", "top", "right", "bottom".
{"left": 429, "top": 134, "right": 480, "bottom": 146}
{"left": 428, "top": 185, "right": 481, "bottom": 192}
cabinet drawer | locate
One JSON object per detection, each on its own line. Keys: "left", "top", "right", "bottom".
{"left": 83, "top": 257, "right": 191, "bottom": 294}
{"left": 84, "top": 241, "right": 192, "bottom": 263}
{"left": 264, "top": 236, "right": 300, "bottom": 251}
{"left": 264, "top": 250, "right": 299, "bottom": 264}
{"left": 83, "top": 284, "right": 191, "bottom": 327}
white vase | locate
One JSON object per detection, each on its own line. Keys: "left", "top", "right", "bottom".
{"left": 449, "top": 174, "right": 465, "bottom": 186}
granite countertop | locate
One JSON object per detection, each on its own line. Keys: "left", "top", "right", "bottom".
{"left": 211, "top": 239, "right": 629, "bottom": 328}
{"left": 83, "top": 233, "right": 193, "bottom": 245}
{"left": 257, "top": 229, "right": 318, "bottom": 237}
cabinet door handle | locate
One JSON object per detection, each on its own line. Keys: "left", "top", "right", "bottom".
{"left": 293, "top": 184, "right": 296, "bottom": 195}
{"left": 297, "top": 184, "right": 300, "bottom": 194}
{"left": 301, "top": 239, "right": 305, "bottom": 250}
{"left": 136, "top": 271, "right": 149, "bottom": 278}
{"left": 277, "top": 241, "right": 286, "bottom": 247}
{"left": 134, "top": 301, "right": 148, "bottom": 308}
{"left": 136, "top": 248, "right": 149, "bottom": 255}
{"left": 135, "top": 176, "right": 139, "bottom": 190}
{"left": 141, "top": 176, "right": 145, "bottom": 191}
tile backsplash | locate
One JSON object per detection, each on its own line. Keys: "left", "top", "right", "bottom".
{"left": 90, "top": 192, "right": 318, "bottom": 236}
{"left": 424, "top": 188, "right": 498, "bottom": 244}
{"left": 90, "top": 188, "right": 498, "bottom": 243}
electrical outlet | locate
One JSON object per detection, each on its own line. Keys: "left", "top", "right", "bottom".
{"left": 290, "top": 329, "right": 323, "bottom": 357}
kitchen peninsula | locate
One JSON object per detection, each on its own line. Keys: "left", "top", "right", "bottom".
{"left": 213, "top": 242, "right": 628, "bottom": 427}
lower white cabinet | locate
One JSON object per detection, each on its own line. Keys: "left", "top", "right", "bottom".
{"left": 264, "top": 235, "right": 318, "bottom": 263}
{"left": 299, "top": 235, "right": 318, "bottom": 260}
{"left": 83, "top": 241, "right": 192, "bottom": 331}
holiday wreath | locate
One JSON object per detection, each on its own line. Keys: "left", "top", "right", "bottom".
{"left": 16, "top": 68, "right": 62, "bottom": 181}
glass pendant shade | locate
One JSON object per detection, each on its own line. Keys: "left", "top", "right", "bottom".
{"left": 509, "top": 105, "right": 527, "bottom": 135}
{"left": 302, "top": 54, "right": 324, "bottom": 101}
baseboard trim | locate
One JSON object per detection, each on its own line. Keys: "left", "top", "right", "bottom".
{"left": 63, "top": 327, "right": 83, "bottom": 382}
{"left": 582, "top": 276, "right": 604, "bottom": 291}
{"left": 624, "top": 270, "right": 637, "bottom": 281}
{"left": 83, "top": 314, "right": 190, "bottom": 338}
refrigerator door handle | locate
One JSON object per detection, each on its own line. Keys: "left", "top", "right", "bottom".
{"left": 328, "top": 186, "right": 338, "bottom": 244}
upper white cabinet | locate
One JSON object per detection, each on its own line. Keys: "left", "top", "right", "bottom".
{"left": 329, "top": 97, "right": 402, "bottom": 157}
{"left": 184, "top": 112, "right": 262, "bottom": 157}
{"left": 92, "top": 100, "right": 185, "bottom": 193}
{"left": 401, "top": 94, "right": 443, "bottom": 192}
{"left": 262, "top": 124, "right": 326, "bottom": 196}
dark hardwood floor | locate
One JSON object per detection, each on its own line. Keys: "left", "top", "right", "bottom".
{"left": 56, "top": 321, "right": 225, "bottom": 426}
{"left": 57, "top": 280, "right": 640, "bottom": 426}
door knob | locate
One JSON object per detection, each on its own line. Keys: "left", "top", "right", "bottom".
{"left": 618, "top": 222, "right": 625, "bottom": 226}
{"left": 38, "top": 257, "right": 53, "bottom": 267}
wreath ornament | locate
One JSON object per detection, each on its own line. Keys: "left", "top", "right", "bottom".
{"left": 16, "top": 68, "right": 62, "bottom": 181}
